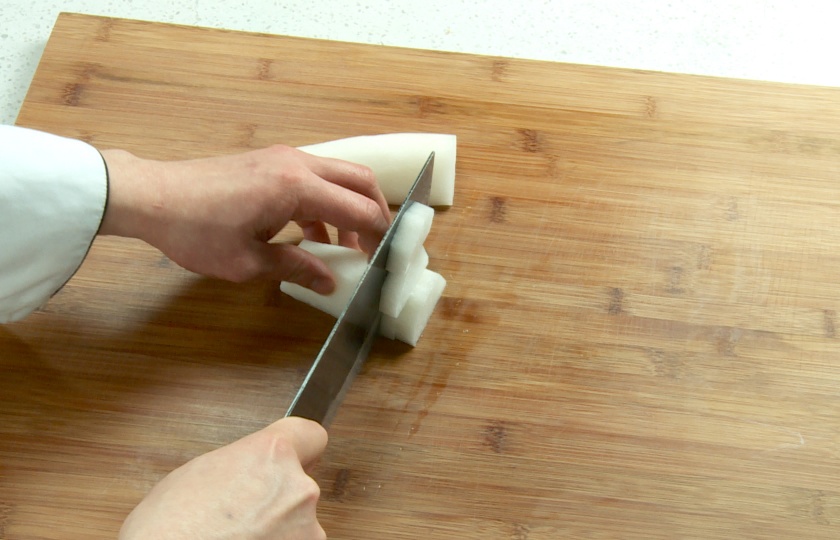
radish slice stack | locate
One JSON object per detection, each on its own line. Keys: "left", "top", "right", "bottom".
{"left": 380, "top": 247, "right": 428, "bottom": 318}
{"left": 279, "top": 202, "right": 446, "bottom": 347}
{"left": 379, "top": 268, "right": 447, "bottom": 346}
{"left": 378, "top": 202, "right": 445, "bottom": 345}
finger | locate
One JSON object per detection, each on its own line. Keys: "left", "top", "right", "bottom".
{"left": 298, "top": 220, "right": 331, "bottom": 245}
{"left": 357, "top": 231, "right": 381, "bottom": 255}
{"left": 269, "top": 417, "right": 329, "bottom": 468}
{"left": 337, "top": 229, "right": 360, "bottom": 251}
{"left": 293, "top": 173, "right": 390, "bottom": 252}
{"left": 257, "top": 242, "right": 335, "bottom": 294}
{"left": 298, "top": 152, "right": 391, "bottom": 225}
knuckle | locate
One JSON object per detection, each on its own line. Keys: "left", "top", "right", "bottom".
{"left": 275, "top": 438, "right": 295, "bottom": 458}
{"left": 355, "top": 163, "right": 376, "bottom": 186}
{"left": 360, "top": 198, "right": 387, "bottom": 230}
{"left": 266, "top": 145, "right": 307, "bottom": 182}
{"left": 302, "top": 475, "right": 321, "bottom": 500}
{"left": 282, "top": 253, "right": 314, "bottom": 285}
{"left": 267, "top": 143, "right": 296, "bottom": 157}
{"left": 223, "top": 255, "right": 264, "bottom": 283}
{"left": 264, "top": 433, "right": 296, "bottom": 460}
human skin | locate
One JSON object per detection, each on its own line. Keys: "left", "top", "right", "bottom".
{"left": 118, "top": 417, "right": 329, "bottom": 540}
{"left": 99, "top": 144, "right": 391, "bottom": 293}
{"left": 98, "top": 144, "right": 390, "bottom": 537}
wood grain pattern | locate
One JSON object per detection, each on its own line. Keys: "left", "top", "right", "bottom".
{"left": 5, "top": 12, "right": 840, "bottom": 538}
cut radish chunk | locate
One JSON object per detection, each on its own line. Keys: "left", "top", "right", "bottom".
{"left": 299, "top": 133, "right": 456, "bottom": 206}
{"left": 380, "top": 247, "right": 428, "bottom": 318}
{"left": 280, "top": 196, "right": 446, "bottom": 346}
{"left": 279, "top": 240, "right": 366, "bottom": 318}
{"left": 380, "top": 269, "right": 447, "bottom": 347}
{"left": 386, "top": 202, "right": 434, "bottom": 275}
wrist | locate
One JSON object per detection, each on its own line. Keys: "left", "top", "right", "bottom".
{"left": 98, "top": 149, "right": 166, "bottom": 244}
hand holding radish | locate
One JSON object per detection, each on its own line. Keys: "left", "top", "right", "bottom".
{"left": 98, "top": 144, "right": 391, "bottom": 294}
{"left": 282, "top": 203, "right": 447, "bottom": 346}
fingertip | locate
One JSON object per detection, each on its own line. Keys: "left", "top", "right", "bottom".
{"left": 291, "top": 264, "right": 335, "bottom": 295}
{"left": 337, "top": 230, "right": 361, "bottom": 251}
{"left": 274, "top": 416, "right": 329, "bottom": 465}
{"left": 263, "top": 243, "right": 336, "bottom": 293}
{"left": 358, "top": 232, "right": 383, "bottom": 256}
{"left": 310, "top": 275, "right": 335, "bottom": 295}
{"left": 280, "top": 415, "right": 328, "bottom": 437}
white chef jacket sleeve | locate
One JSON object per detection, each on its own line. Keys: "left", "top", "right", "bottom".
{"left": 0, "top": 125, "right": 108, "bottom": 323}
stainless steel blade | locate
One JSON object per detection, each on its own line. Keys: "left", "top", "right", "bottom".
{"left": 285, "top": 152, "right": 436, "bottom": 425}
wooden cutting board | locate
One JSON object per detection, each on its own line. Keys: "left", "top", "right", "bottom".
{"left": 4, "top": 12, "right": 840, "bottom": 539}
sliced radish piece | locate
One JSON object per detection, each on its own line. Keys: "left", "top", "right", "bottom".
{"left": 279, "top": 240, "right": 366, "bottom": 318}
{"left": 380, "top": 269, "right": 447, "bottom": 347}
{"left": 380, "top": 247, "right": 428, "bottom": 318}
{"left": 298, "top": 133, "right": 456, "bottom": 206}
{"left": 386, "top": 202, "right": 434, "bottom": 275}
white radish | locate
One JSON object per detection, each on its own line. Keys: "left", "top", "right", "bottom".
{"left": 380, "top": 247, "right": 428, "bottom": 318}
{"left": 299, "top": 133, "right": 456, "bottom": 206}
{"left": 386, "top": 202, "right": 434, "bottom": 275}
{"left": 279, "top": 240, "right": 366, "bottom": 318}
{"left": 280, "top": 199, "right": 446, "bottom": 346}
{"left": 380, "top": 269, "right": 447, "bottom": 347}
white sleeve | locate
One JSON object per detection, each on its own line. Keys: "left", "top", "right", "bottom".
{"left": 0, "top": 125, "right": 108, "bottom": 323}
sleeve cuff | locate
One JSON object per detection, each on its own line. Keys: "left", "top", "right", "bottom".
{"left": 0, "top": 126, "right": 108, "bottom": 323}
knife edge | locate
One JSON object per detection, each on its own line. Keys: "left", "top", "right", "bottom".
{"left": 284, "top": 152, "right": 436, "bottom": 425}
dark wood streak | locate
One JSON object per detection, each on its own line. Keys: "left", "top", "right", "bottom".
{"left": 489, "top": 196, "right": 507, "bottom": 224}
{"left": 491, "top": 59, "right": 509, "bottom": 82}
{"left": 62, "top": 83, "right": 84, "bottom": 106}
{"left": 608, "top": 288, "right": 624, "bottom": 315}
{"left": 62, "top": 63, "right": 99, "bottom": 106}
{"left": 414, "top": 95, "right": 445, "bottom": 117}
{"left": 328, "top": 468, "right": 351, "bottom": 502}
{"left": 257, "top": 58, "right": 273, "bottom": 81}
{"left": 667, "top": 266, "right": 686, "bottom": 294}
{"left": 512, "top": 523, "right": 530, "bottom": 540}
{"left": 95, "top": 18, "right": 114, "bottom": 42}
{"left": 824, "top": 310, "right": 836, "bottom": 338}
{"left": 644, "top": 95, "right": 657, "bottom": 118}
{"left": 517, "top": 128, "right": 543, "bottom": 153}
{"left": 0, "top": 502, "right": 12, "bottom": 537}
{"left": 484, "top": 421, "right": 507, "bottom": 454}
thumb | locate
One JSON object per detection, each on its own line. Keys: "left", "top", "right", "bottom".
{"left": 267, "top": 417, "right": 329, "bottom": 469}
{"left": 259, "top": 242, "right": 336, "bottom": 294}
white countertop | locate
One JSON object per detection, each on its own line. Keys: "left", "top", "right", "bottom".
{"left": 2, "top": 0, "right": 839, "bottom": 125}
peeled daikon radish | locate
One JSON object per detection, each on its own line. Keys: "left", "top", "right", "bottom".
{"left": 279, "top": 240, "right": 366, "bottom": 318}
{"left": 386, "top": 202, "right": 434, "bottom": 275}
{"left": 380, "top": 269, "right": 447, "bottom": 346}
{"left": 380, "top": 247, "right": 428, "bottom": 318}
{"left": 298, "top": 133, "right": 456, "bottom": 206}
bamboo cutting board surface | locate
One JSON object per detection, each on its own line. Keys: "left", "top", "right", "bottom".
{"left": 5, "top": 12, "right": 840, "bottom": 539}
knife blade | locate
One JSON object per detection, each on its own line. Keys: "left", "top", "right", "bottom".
{"left": 285, "top": 151, "right": 436, "bottom": 425}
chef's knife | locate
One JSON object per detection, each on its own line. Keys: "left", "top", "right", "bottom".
{"left": 285, "top": 152, "right": 435, "bottom": 426}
